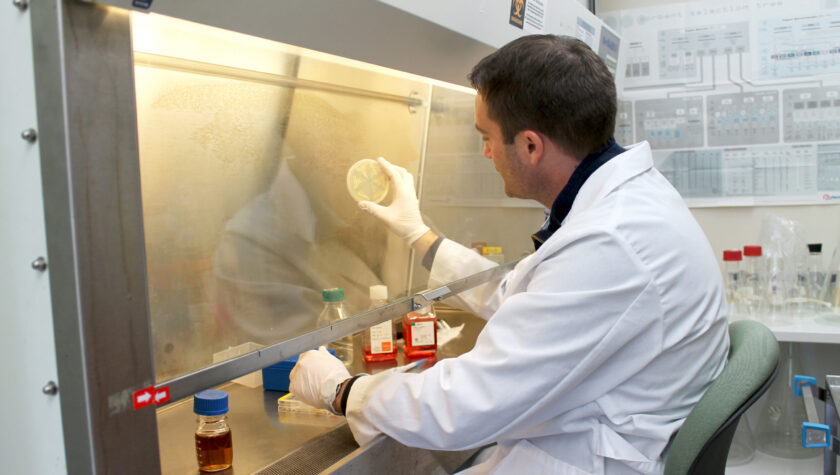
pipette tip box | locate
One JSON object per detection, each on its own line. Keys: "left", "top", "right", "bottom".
{"left": 262, "top": 349, "right": 336, "bottom": 391}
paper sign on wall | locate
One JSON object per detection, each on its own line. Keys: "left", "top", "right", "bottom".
{"left": 509, "top": 0, "right": 546, "bottom": 33}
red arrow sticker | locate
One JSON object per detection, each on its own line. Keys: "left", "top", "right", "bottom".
{"left": 133, "top": 386, "right": 155, "bottom": 410}
{"left": 154, "top": 386, "right": 170, "bottom": 405}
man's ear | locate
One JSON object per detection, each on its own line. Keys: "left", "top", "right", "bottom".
{"left": 515, "top": 130, "right": 544, "bottom": 166}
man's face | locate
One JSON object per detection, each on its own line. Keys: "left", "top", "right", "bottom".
{"left": 474, "top": 94, "right": 528, "bottom": 199}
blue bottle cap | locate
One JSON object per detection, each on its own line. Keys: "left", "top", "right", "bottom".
{"left": 193, "top": 389, "right": 229, "bottom": 416}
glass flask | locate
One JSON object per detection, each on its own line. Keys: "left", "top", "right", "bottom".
{"left": 764, "top": 252, "right": 791, "bottom": 325}
{"left": 754, "top": 343, "right": 819, "bottom": 459}
{"left": 816, "top": 243, "right": 840, "bottom": 326}
{"left": 726, "top": 417, "right": 755, "bottom": 466}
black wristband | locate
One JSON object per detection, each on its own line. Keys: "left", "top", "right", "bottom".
{"left": 421, "top": 235, "right": 445, "bottom": 271}
{"left": 339, "top": 375, "right": 364, "bottom": 416}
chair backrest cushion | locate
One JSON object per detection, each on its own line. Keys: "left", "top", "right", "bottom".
{"left": 664, "top": 320, "right": 779, "bottom": 475}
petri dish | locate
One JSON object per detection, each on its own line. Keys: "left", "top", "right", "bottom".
{"left": 277, "top": 394, "right": 343, "bottom": 427}
{"left": 346, "top": 158, "right": 389, "bottom": 203}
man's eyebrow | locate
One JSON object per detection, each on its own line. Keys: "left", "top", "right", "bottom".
{"left": 475, "top": 124, "right": 486, "bottom": 133}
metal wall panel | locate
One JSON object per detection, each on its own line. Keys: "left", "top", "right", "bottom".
{"left": 0, "top": 1, "right": 67, "bottom": 473}
{"left": 30, "top": 1, "right": 159, "bottom": 472}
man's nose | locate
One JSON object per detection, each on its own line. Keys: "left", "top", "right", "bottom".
{"left": 482, "top": 143, "right": 491, "bottom": 159}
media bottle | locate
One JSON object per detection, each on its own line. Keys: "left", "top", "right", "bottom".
{"left": 402, "top": 305, "right": 437, "bottom": 358}
{"left": 362, "top": 285, "right": 397, "bottom": 362}
{"left": 722, "top": 250, "right": 743, "bottom": 317}
{"left": 765, "top": 248, "right": 789, "bottom": 323}
{"left": 316, "top": 288, "right": 354, "bottom": 366}
{"left": 194, "top": 389, "right": 233, "bottom": 472}
{"left": 806, "top": 243, "right": 826, "bottom": 309}
{"left": 832, "top": 274, "right": 840, "bottom": 309}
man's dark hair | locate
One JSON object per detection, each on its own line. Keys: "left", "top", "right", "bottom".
{"left": 468, "top": 35, "right": 616, "bottom": 158}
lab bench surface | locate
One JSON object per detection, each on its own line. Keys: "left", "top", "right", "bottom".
{"left": 725, "top": 449, "right": 825, "bottom": 474}
{"left": 749, "top": 311, "right": 840, "bottom": 344}
{"left": 157, "top": 306, "right": 486, "bottom": 474}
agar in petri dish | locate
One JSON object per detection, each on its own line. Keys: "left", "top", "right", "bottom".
{"left": 346, "top": 158, "right": 390, "bottom": 203}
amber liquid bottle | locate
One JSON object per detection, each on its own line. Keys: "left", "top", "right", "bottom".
{"left": 194, "top": 389, "right": 233, "bottom": 472}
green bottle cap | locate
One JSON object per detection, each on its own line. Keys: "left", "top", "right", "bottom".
{"left": 322, "top": 288, "right": 345, "bottom": 302}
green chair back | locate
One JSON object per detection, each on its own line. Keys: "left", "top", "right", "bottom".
{"left": 664, "top": 320, "right": 779, "bottom": 475}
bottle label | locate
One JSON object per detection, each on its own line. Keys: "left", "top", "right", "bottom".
{"left": 369, "top": 321, "right": 393, "bottom": 354}
{"left": 411, "top": 321, "right": 435, "bottom": 347}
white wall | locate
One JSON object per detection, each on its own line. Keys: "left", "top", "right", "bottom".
{"left": 693, "top": 205, "right": 840, "bottom": 264}
{"left": 1, "top": 4, "right": 66, "bottom": 474}
{"left": 597, "top": 0, "right": 674, "bottom": 12}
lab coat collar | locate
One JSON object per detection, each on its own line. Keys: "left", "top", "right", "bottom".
{"left": 531, "top": 138, "right": 626, "bottom": 250}
{"left": 566, "top": 140, "right": 653, "bottom": 224}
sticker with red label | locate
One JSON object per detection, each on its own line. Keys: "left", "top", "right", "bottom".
{"left": 132, "top": 386, "right": 155, "bottom": 410}
{"left": 154, "top": 386, "right": 170, "bottom": 405}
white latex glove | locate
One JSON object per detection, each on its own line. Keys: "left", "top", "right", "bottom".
{"left": 358, "top": 157, "right": 430, "bottom": 245}
{"left": 288, "top": 346, "right": 351, "bottom": 414}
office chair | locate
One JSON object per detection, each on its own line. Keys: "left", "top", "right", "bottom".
{"left": 664, "top": 320, "right": 780, "bottom": 475}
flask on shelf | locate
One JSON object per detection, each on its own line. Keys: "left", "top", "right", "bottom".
{"left": 806, "top": 243, "right": 827, "bottom": 311}
{"left": 827, "top": 243, "right": 840, "bottom": 312}
{"left": 722, "top": 250, "right": 743, "bottom": 318}
{"left": 194, "top": 389, "right": 233, "bottom": 472}
{"left": 817, "top": 244, "right": 840, "bottom": 324}
{"left": 754, "top": 343, "right": 818, "bottom": 460}
{"left": 726, "top": 418, "right": 756, "bottom": 467}
{"left": 402, "top": 305, "right": 437, "bottom": 358}
{"left": 362, "top": 285, "right": 397, "bottom": 362}
{"left": 764, "top": 247, "right": 789, "bottom": 325}
{"left": 741, "top": 245, "right": 766, "bottom": 318}
{"left": 316, "top": 288, "right": 354, "bottom": 367}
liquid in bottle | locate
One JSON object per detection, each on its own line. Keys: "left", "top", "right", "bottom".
{"left": 194, "top": 389, "right": 233, "bottom": 472}
{"left": 402, "top": 305, "right": 437, "bottom": 358}
{"left": 363, "top": 285, "right": 397, "bottom": 362}
{"left": 196, "top": 431, "right": 233, "bottom": 472}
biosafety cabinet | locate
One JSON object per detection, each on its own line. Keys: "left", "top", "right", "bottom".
{"left": 2, "top": 0, "right": 619, "bottom": 473}
{"left": 9, "top": 0, "right": 840, "bottom": 473}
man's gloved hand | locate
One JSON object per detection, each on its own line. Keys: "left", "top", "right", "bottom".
{"left": 289, "top": 346, "right": 351, "bottom": 414}
{"left": 358, "top": 157, "right": 430, "bottom": 245}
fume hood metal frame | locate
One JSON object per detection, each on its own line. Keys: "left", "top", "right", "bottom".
{"left": 28, "top": 1, "right": 503, "bottom": 472}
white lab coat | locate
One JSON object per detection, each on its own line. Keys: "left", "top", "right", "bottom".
{"left": 345, "top": 141, "right": 730, "bottom": 474}
{"left": 213, "top": 160, "right": 405, "bottom": 345}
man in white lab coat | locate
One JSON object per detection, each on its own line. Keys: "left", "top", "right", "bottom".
{"left": 290, "top": 35, "right": 729, "bottom": 474}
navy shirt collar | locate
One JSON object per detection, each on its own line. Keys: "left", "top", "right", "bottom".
{"left": 531, "top": 138, "right": 625, "bottom": 250}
